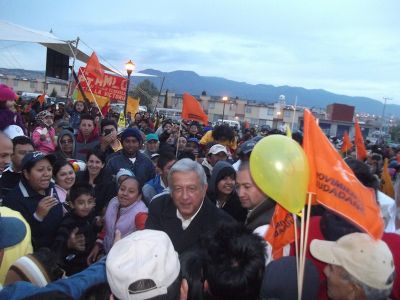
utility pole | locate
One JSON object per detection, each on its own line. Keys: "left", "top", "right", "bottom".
{"left": 381, "top": 97, "right": 392, "bottom": 141}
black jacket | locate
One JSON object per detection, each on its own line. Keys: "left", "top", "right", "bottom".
{"left": 105, "top": 150, "right": 155, "bottom": 187}
{"left": 245, "top": 199, "right": 276, "bottom": 231}
{"left": 3, "top": 179, "right": 63, "bottom": 250}
{"left": 52, "top": 212, "right": 101, "bottom": 275}
{"left": 145, "top": 194, "right": 235, "bottom": 254}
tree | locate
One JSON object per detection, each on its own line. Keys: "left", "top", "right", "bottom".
{"left": 129, "top": 79, "right": 159, "bottom": 110}
{"left": 50, "top": 88, "right": 57, "bottom": 97}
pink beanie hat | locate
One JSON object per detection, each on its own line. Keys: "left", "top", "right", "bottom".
{"left": 0, "top": 84, "right": 18, "bottom": 102}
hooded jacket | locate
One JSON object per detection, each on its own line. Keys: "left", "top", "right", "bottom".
{"left": 56, "top": 129, "right": 77, "bottom": 160}
{"left": 207, "top": 161, "right": 247, "bottom": 223}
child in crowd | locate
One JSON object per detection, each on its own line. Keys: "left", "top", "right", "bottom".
{"left": 52, "top": 183, "right": 101, "bottom": 275}
{"left": 32, "top": 110, "right": 56, "bottom": 154}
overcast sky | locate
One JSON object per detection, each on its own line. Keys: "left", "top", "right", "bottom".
{"left": 0, "top": 0, "right": 399, "bottom": 104}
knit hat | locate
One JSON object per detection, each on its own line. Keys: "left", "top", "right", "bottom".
{"left": 146, "top": 133, "right": 159, "bottom": 142}
{"left": 260, "top": 256, "right": 320, "bottom": 300}
{"left": 116, "top": 168, "right": 134, "bottom": 182}
{"left": 121, "top": 128, "right": 143, "bottom": 143}
{"left": 0, "top": 84, "right": 17, "bottom": 102}
{"left": 6, "top": 254, "right": 51, "bottom": 287}
{"left": 106, "top": 230, "right": 180, "bottom": 300}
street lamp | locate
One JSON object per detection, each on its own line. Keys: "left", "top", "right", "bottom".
{"left": 124, "top": 60, "right": 136, "bottom": 122}
{"left": 222, "top": 96, "right": 228, "bottom": 122}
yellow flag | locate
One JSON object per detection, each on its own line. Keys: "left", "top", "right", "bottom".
{"left": 381, "top": 158, "right": 394, "bottom": 198}
{"left": 73, "top": 89, "right": 110, "bottom": 110}
{"left": 118, "top": 111, "right": 126, "bottom": 128}
{"left": 126, "top": 96, "right": 140, "bottom": 115}
{"left": 286, "top": 124, "right": 292, "bottom": 138}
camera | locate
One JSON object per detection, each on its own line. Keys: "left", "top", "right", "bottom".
{"left": 103, "top": 128, "right": 113, "bottom": 136}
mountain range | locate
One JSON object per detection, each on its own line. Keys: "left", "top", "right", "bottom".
{"left": 1, "top": 67, "right": 397, "bottom": 116}
{"left": 135, "top": 69, "right": 398, "bottom": 117}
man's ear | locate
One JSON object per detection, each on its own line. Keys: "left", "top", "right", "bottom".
{"left": 180, "top": 278, "right": 189, "bottom": 300}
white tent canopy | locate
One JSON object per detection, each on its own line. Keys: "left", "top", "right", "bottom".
{"left": 0, "top": 21, "right": 119, "bottom": 74}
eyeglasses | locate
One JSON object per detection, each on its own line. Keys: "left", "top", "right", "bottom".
{"left": 60, "top": 140, "right": 73, "bottom": 145}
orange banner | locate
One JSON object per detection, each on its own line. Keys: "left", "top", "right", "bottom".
{"left": 303, "top": 109, "right": 384, "bottom": 239}
{"left": 181, "top": 93, "right": 208, "bottom": 125}
{"left": 77, "top": 67, "right": 127, "bottom": 101}
{"left": 265, "top": 204, "right": 295, "bottom": 259}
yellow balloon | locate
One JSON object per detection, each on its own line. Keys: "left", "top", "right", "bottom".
{"left": 249, "top": 135, "right": 309, "bottom": 213}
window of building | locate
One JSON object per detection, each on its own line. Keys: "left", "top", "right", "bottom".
{"left": 61, "top": 85, "right": 66, "bottom": 92}
{"left": 13, "top": 79, "right": 18, "bottom": 87}
{"left": 267, "top": 109, "right": 274, "bottom": 116}
{"left": 284, "top": 110, "right": 291, "bottom": 117}
{"left": 209, "top": 102, "right": 215, "bottom": 109}
{"left": 245, "top": 106, "right": 252, "bottom": 113}
{"left": 30, "top": 81, "right": 36, "bottom": 89}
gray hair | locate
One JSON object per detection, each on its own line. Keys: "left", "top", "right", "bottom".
{"left": 168, "top": 158, "right": 207, "bottom": 188}
{"left": 344, "top": 270, "right": 393, "bottom": 300}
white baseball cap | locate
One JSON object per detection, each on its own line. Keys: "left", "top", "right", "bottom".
{"left": 209, "top": 144, "right": 228, "bottom": 155}
{"left": 310, "top": 232, "right": 394, "bottom": 290}
{"left": 106, "top": 229, "right": 180, "bottom": 300}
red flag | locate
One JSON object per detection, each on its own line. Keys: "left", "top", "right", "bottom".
{"left": 354, "top": 119, "right": 367, "bottom": 161}
{"left": 182, "top": 93, "right": 208, "bottom": 125}
{"left": 85, "top": 52, "right": 105, "bottom": 79}
{"left": 303, "top": 109, "right": 384, "bottom": 239}
{"left": 341, "top": 131, "right": 353, "bottom": 153}
{"left": 265, "top": 204, "right": 295, "bottom": 259}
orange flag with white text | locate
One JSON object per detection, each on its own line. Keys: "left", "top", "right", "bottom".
{"left": 341, "top": 131, "right": 353, "bottom": 153}
{"left": 86, "top": 52, "right": 105, "bottom": 79}
{"left": 182, "top": 93, "right": 208, "bottom": 125}
{"left": 354, "top": 119, "right": 367, "bottom": 161}
{"left": 265, "top": 204, "right": 295, "bottom": 259}
{"left": 303, "top": 109, "right": 384, "bottom": 239}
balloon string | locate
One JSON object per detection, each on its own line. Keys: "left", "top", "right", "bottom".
{"left": 298, "top": 193, "right": 314, "bottom": 300}
{"left": 293, "top": 213, "right": 300, "bottom": 298}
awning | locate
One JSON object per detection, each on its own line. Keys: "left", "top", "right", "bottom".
{"left": 0, "top": 20, "right": 117, "bottom": 73}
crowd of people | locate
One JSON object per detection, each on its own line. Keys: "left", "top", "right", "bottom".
{"left": 0, "top": 82, "right": 400, "bottom": 300}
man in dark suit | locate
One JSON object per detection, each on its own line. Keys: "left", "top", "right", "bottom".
{"left": 145, "top": 158, "right": 234, "bottom": 254}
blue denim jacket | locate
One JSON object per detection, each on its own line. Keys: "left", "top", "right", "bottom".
{"left": 0, "top": 257, "right": 106, "bottom": 300}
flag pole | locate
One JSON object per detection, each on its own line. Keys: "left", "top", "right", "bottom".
{"left": 175, "top": 121, "right": 183, "bottom": 158}
{"left": 293, "top": 213, "right": 300, "bottom": 294}
{"left": 291, "top": 96, "right": 298, "bottom": 132}
{"left": 67, "top": 47, "right": 104, "bottom": 118}
{"left": 66, "top": 37, "right": 80, "bottom": 98}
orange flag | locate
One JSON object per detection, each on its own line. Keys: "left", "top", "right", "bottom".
{"left": 182, "top": 93, "right": 208, "bottom": 125}
{"left": 341, "top": 131, "right": 353, "bottom": 153}
{"left": 86, "top": 52, "right": 105, "bottom": 79}
{"left": 381, "top": 158, "right": 394, "bottom": 198}
{"left": 303, "top": 109, "right": 384, "bottom": 239}
{"left": 354, "top": 119, "right": 367, "bottom": 161}
{"left": 265, "top": 204, "right": 295, "bottom": 259}
{"left": 37, "top": 93, "right": 46, "bottom": 105}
